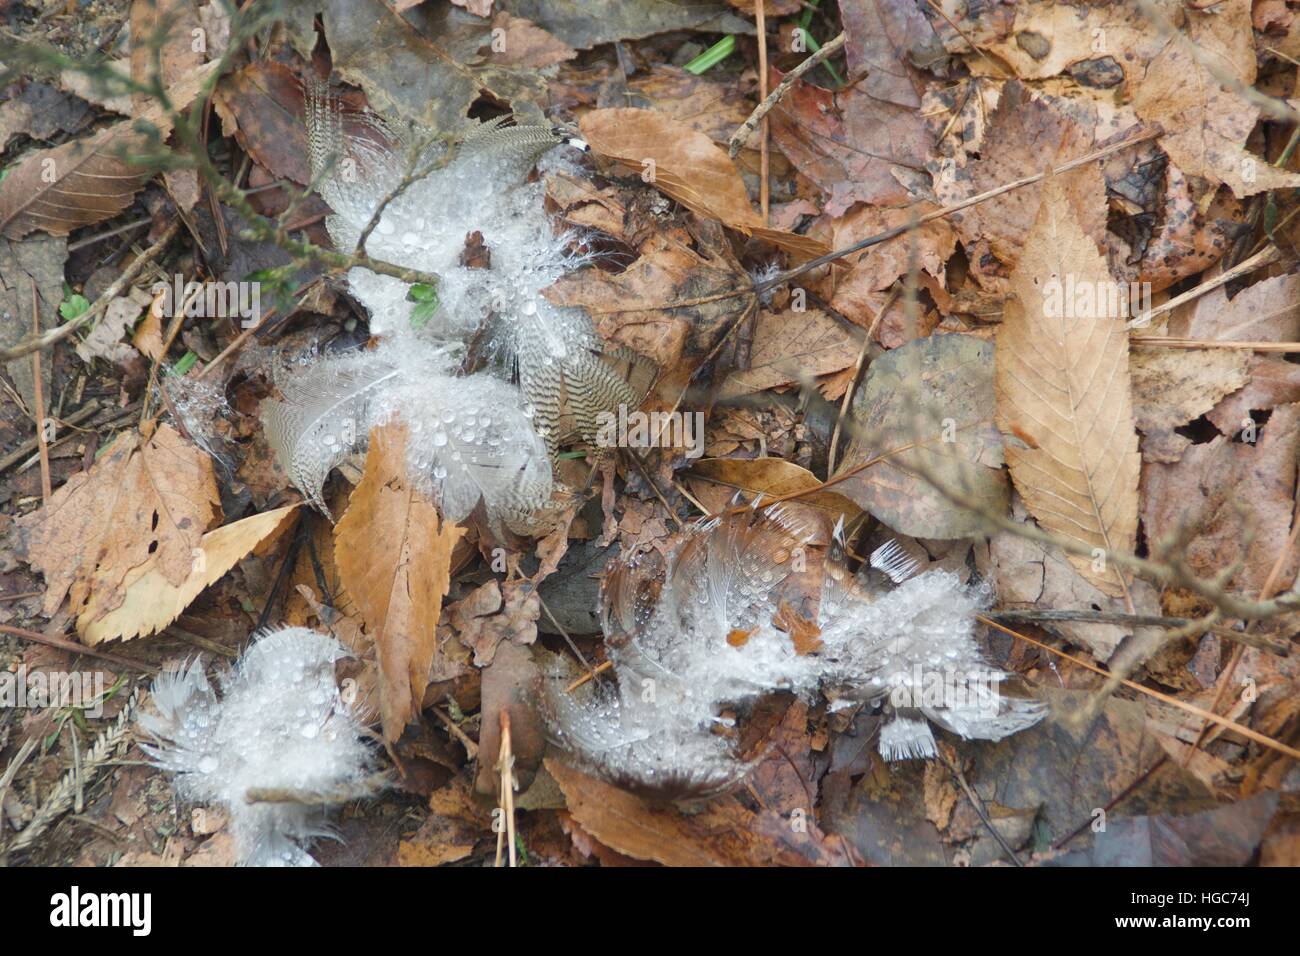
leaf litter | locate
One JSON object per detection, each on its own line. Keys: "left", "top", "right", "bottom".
{"left": 0, "top": 0, "right": 1298, "bottom": 870}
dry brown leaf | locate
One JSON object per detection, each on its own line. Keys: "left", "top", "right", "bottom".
{"left": 544, "top": 217, "right": 749, "bottom": 382}
{"left": 718, "top": 307, "right": 855, "bottom": 398}
{"left": 836, "top": 334, "right": 1009, "bottom": 540}
{"left": 984, "top": 0, "right": 1174, "bottom": 89}
{"left": 18, "top": 423, "right": 222, "bottom": 619}
{"left": 995, "top": 174, "right": 1139, "bottom": 596}
{"left": 578, "top": 108, "right": 828, "bottom": 259}
{"left": 814, "top": 203, "right": 955, "bottom": 327}
{"left": 335, "top": 424, "right": 465, "bottom": 743}
{"left": 487, "top": 12, "right": 577, "bottom": 68}
{"left": 0, "top": 63, "right": 219, "bottom": 238}
{"left": 686, "top": 456, "right": 862, "bottom": 527}
{"left": 1141, "top": 403, "right": 1300, "bottom": 594}
{"left": 546, "top": 758, "right": 849, "bottom": 866}
{"left": 397, "top": 772, "right": 483, "bottom": 866}
{"left": 79, "top": 505, "right": 300, "bottom": 645}
{"left": 1129, "top": 348, "right": 1250, "bottom": 433}
{"left": 934, "top": 82, "right": 1106, "bottom": 287}
{"left": 1133, "top": 0, "right": 1300, "bottom": 198}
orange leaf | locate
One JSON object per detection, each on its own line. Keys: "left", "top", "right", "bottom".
{"left": 335, "top": 423, "right": 465, "bottom": 743}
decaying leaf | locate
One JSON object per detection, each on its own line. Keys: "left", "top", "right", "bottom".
{"left": 1141, "top": 403, "right": 1300, "bottom": 594}
{"left": 0, "top": 63, "right": 219, "bottom": 238}
{"left": 1133, "top": 0, "right": 1300, "bottom": 198}
{"left": 836, "top": 333, "right": 1009, "bottom": 540}
{"left": 18, "top": 423, "right": 222, "bottom": 620}
{"left": 579, "top": 108, "right": 828, "bottom": 258}
{"left": 335, "top": 424, "right": 465, "bottom": 743}
{"left": 79, "top": 506, "right": 300, "bottom": 645}
{"left": 995, "top": 174, "right": 1139, "bottom": 596}
{"left": 686, "top": 456, "right": 862, "bottom": 527}
{"left": 718, "top": 307, "right": 856, "bottom": 398}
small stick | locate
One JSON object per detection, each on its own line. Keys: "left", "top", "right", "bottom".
{"left": 29, "top": 278, "right": 51, "bottom": 502}
{"left": 728, "top": 31, "right": 847, "bottom": 157}
{"left": 494, "top": 709, "right": 517, "bottom": 868}
{"left": 756, "top": 0, "right": 770, "bottom": 221}
{"left": 0, "top": 623, "right": 156, "bottom": 674}
{"left": 755, "top": 127, "right": 1162, "bottom": 294}
{"left": 1131, "top": 337, "right": 1299, "bottom": 352}
{"left": 1125, "top": 245, "right": 1283, "bottom": 330}
{"left": 0, "top": 221, "right": 181, "bottom": 362}
{"left": 0, "top": 400, "right": 101, "bottom": 474}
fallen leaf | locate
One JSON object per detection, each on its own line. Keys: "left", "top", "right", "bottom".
{"left": 1133, "top": 0, "right": 1300, "bottom": 197}
{"left": 78, "top": 505, "right": 300, "bottom": 645}
{"left": 212, "top": 61, "right": 312, "bottom": 186}
{"left": 450, "top": 578, "right": 539, "bottom": 666}
{"left": 995, "top": 174, "right": 1139, "bottom": 595}
{"left": 579, "top": 108, "right": 828, "bottom": 258}
{"left": 0, "top": 63, "right": 219, "bottom": 238}
{"left": 686, "top": 456, "right": 863, "bottom": 526}
{"left": 475, "top": 639, "right": 546, "bottom": 795}
{"left": 500, "top": 0, "right": 752, "bottom": 51}
{"left": 1057, "top": 793, "right": 1280, "bottom": 866}
{"left": 836, "top": 333, "right": 1010, "bottom": 540}
{"left": 1129, "top": 348, "right": 1250, "bottom": 432}
{"left": 718, "top": 307, "right": 856, "bottom": 397}
{"left": 487, "top": 12, "right": 576, "bottom": 68}
{"left": 934, "top": 81, "right": 1106, "bottom": 286}
{"left": 397, "top": 772, "right": 484, "bottom": 866}
{"left": 547, "top": 757, "right": 852, "bottom": 866}
{"left": 18, "top": 423, "right": 222, "bottom": 619}
{"left": 335, "top": 424, "right": 465, "bottom": 743}
{"left": 1140, "top": 402, "right": 1300, "bottom": 593}
{"left": 544, "top": 217, "right": 749, "bottom": 381}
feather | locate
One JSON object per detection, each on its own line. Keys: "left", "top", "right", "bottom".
{"left": 138, "top": 628, "right": 378, "bottom": 867}
{"left": 260, "top": 341, "right": 554, "bottom": 532}
{"left": 299, "top": 77, "right": 650, "bottom": 460}
{"left": 543, "top": 508, "right": 1046, "bottom": 797}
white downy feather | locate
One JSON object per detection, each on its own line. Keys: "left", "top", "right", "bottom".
{"left": 259, "top": 339, "right": 554, "bottom": 532}
{"left": 138, "top": 628, "right": 377, "bottom": 867}
{"left": 302, "top": 81, "right": 636, "bottom": 452}
{"left": 543, "top": 505, "right": 1045, "bottom": 797}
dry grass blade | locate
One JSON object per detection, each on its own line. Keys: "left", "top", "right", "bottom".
{"left": 995, "top": 173, "right": 1139, "bottom": 598}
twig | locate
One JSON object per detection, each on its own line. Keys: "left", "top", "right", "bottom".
{"left": 1180, "top": 507, "right": 1300, "bottom": 765}
{"left": 0, "top": 400, "right": 101, "bottom": 474}
{"left": 29, "top": 278, "right": 51, "bottom": 502}
{"left": 429, "top": 704, "right": 478, "bottom": 760}
{"left": 0, "top": 222, "right": 181, "bottom": 362}
{"left": 988, "top": 609, "right": 1290, "bottom": 656}
{"left": 728, "top": 32, "right": 847, "bottom": 157}
{"left": 940, "top": 750, "right": 1022, "bottom": 866}
{"left": 1051, "top": 757, "right": 1168, "bottom": 851}
{"left": 1132, "top": 337, "right": 1300, "bottom": 352}
{"left": 756, "top": 0, "right": 770, "bottom": 221}
{"left": 494, "top": 709, "right": 517, "bottom": 868}
{"left": 1125, "top": 245, "right": 1284, "bottom": 330}
{"left": 978, "top": 616, "right": 1300, "bottom": 762}
{"left": 754, "top": 126, "right": 1162, "bottom": 295}
{"left": 0, "top": 624, "right": 156, "bottom": 674}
